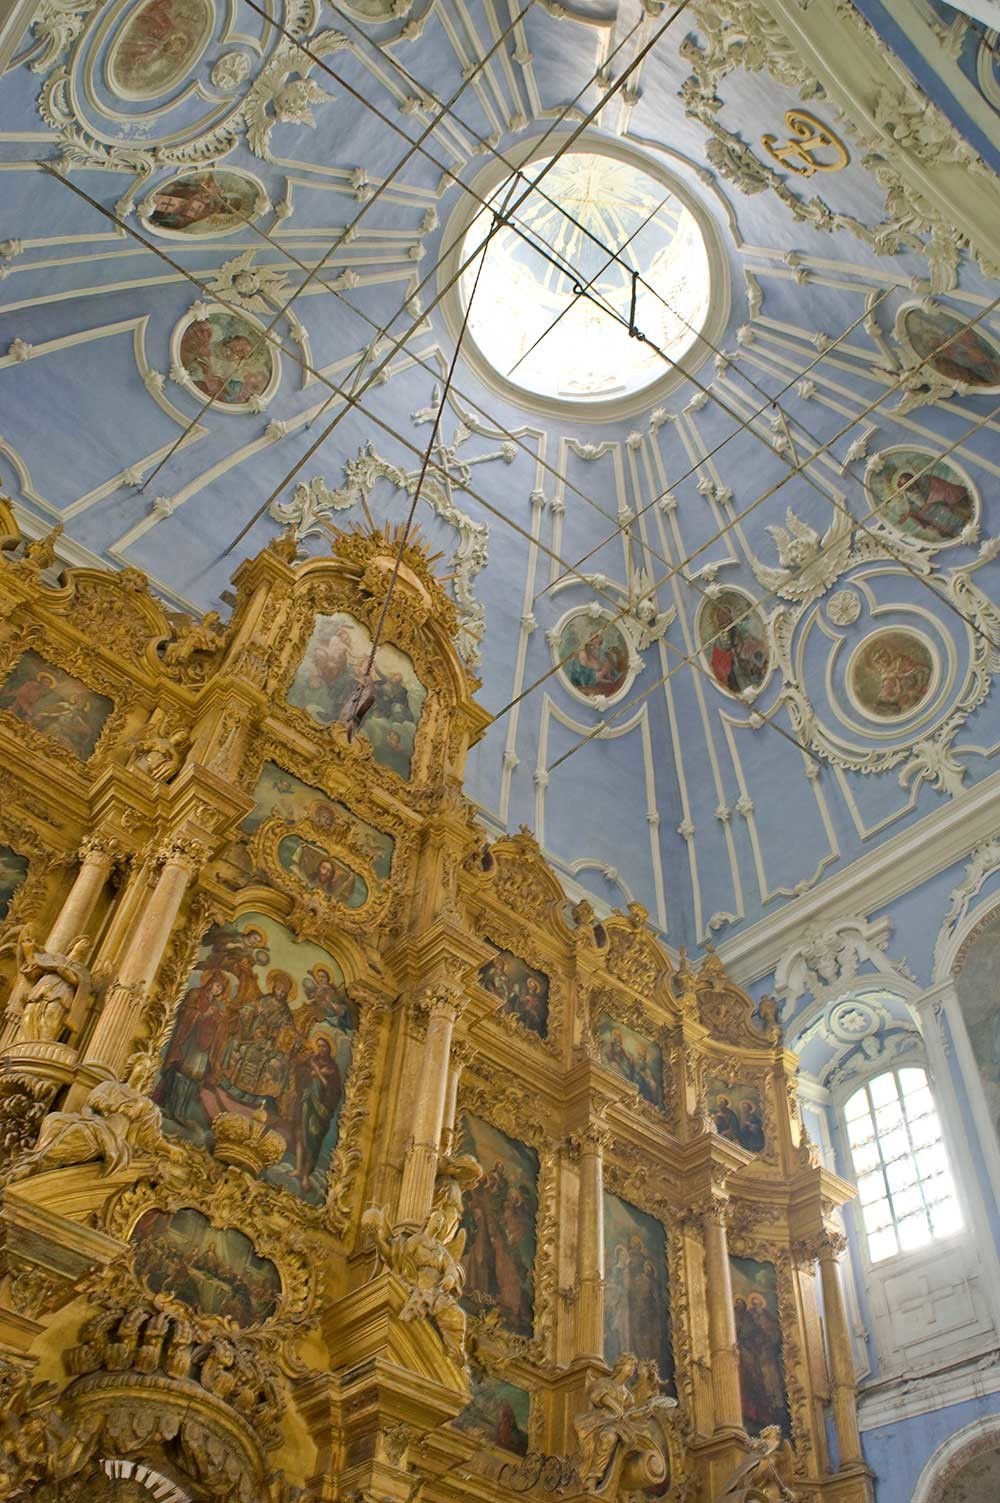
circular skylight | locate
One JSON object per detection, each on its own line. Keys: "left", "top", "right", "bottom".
{"left": 457, "top": 148, "right": 713, "bottom": 408}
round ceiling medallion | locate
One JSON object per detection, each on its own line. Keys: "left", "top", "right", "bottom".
{"left": 440, "top": 136, "right": 727, "bottom": 418}
{"left": 847, "top": 628, "right": 937, "bottom": 722}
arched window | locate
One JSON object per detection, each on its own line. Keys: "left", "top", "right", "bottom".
{"left": 844, "top": 1066, "right": 962, "bottom": 1263}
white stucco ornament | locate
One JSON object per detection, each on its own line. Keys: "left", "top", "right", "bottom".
{"left": 827, "top": 590, "right": 861, "bottom": 626}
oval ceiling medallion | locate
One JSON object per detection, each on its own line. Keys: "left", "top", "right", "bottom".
{"left": 847, "top": 628, "right": 937, "bottom": 722}
{"left": 697, "top": 588, "right": 770, "bottom": 699}
{"left": 866, "top": 446, "right": 978, "bottom": 547}
{"left": 171, "top": 304, "right": 281, "bottom": 414}
{"left": 141, "top": 169, "right": 268, "bottom": 239}
{"left": 898, "top": 302, "right": 1000, "bottom": 393}
{"left": 554, "top": 608, "right": 635, "bottom": 706}
{"left": 106, "top": 0, "right": 215, "bottom": 102}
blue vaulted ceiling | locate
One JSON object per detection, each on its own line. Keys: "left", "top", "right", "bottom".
{"left": 1, "top": 0, "right": 999, "bottom": 949}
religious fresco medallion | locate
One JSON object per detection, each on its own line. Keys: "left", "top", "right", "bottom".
{"left": 555, "top": 609, "right": 634, "bottom": 703}
{"left": 596, "top": 1013, "right": 663, "bottom": 1108}
{"left": 141, "top": 170, "right": 266, "bottom": 239}
{"left": 173, "top": 306, "right": 279, "bottom": 412}
{"left": 453, "top": 1367, "right": 531, "bottom": 1455}
{"left": 130, "top": 1206, "right": 280, "bottom": 1326}
{"left": 0, "top": 846, "right": 28, "bottom": 920}
{"left": 457, "top": 1114, "right": 538, "bottom": 1337}
{"left": 867, "top": 447, "right": 977, "bottom": 546}
{"left": 276, "top": 834, "right": 369, "bottom": 908}
{"left": 152, "top": 912, "right": 356, "bottom": 1205}
{"left": 478, "top": 948, "right": 549, "bottom": 1039}
{"left": 898, "top": 303, "right": 1000, "bottom": 393}
{"left": 730, "top": 1257, "right": 790, "bottom": 1439}
{"left": 698, "top": 588, "right": 770, "bottom": 698}
{"left": 602, "top": 1192, "right": 674, "bottom": 1390}
{"left": 106, "top": 0, "right": 216, "bottom": 101}
{"left": 706, "top": 1077, "right": 766, "bottom": 1154}
{"left": 848, "top": 629, "right": 936, "bottom": 721}
{"left": 0, "top": 650, "right": 112, "bottom": 759}
{"left": 288, "top": 612, "right": 426, "bottom": 781}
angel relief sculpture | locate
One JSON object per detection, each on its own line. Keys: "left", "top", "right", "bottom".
{"left": 574, "top": 1356, "right": 678, "bottom": 1499}
{"left": 362, "top": 1152, "right": 482, "bottom": 1366}
{"left": 5, "top": 927, "right": 92, "bottom": 1045}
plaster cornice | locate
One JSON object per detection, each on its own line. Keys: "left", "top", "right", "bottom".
{"left": 717, "top": 767, "right": 1000, "bottom": 986}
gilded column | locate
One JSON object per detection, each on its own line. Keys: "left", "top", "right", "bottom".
{"left": 440, "top": 1040, "right": 473, "bottom": 1156}
{"left": 81, "top": 841, "right": 199, "bottom": 1079}
{"left": 1, "top": 836, "right": 116, "bottom": 1045}
{"left": 702, "top": 1197, "right": 743, "bottom": 1432}
{"left": 396, "top": 982, "right": 465, "bottom": 1225}
{"left": 816, "top": 1230, "right": 863, "bottom": 1466}
{"left": 572, "top": 1122, "right": 610, "bottom": 1362}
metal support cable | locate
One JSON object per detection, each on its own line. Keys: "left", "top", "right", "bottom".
{"left": 46, "top": 171, "right": 1000, "bottom": 807}
{"left": 545, "top": 396, "right": 1000, "bottom": 774}
{"left": 219, "top": 0, "right": 697, "bottom": 555}
{"left": 134, "top": 0, "right": 541, "bottom": 495}
{"left": 47, "top": 167, "right": 996, "bottom": 782}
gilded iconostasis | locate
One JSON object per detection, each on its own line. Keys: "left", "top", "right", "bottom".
{"left": 2, "top": 0, "right": 1000, "bottom": 1501}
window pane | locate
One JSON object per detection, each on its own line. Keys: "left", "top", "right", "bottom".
{"left": 863, "top": 1198, "right": 892, "bottom": 1234}
{"left": 846, "top": 1115, "right": 875, "bottom": 1151}
{"left": 845, "top": 1067, "right": 961, "bottom": 1266}
{"left": 930, "top": 1198, "right": 963, "bottom": 1237}
{"left": 879, "top": 1127, "right": 909, "bottom": 1163}
{"left": 886, "top": 1155, "right": 917, "bottom": 1190}
{"left": 868, "top": 1226, "right": 898, "bottom": 1263}
{"left": 845, "top": 1087, "right": 870, "bottom": 1121}
{"left": 890, "top": 1184, "right": 923, "bottom": 1218}
{"left": 857, "top": 1170, "right": 886, "bottom": 1204}
{"left": 898, "top": 1213, "right": 932, "bottom": 1252}
{"left": 908, "top": 1112, "right": 940, "bottom": 1150}
{"left": 917, "top": 1144, "right": 948, "bottom": 1179}
{"left": 870, "top": 1073, "right": 899, "bottom": 1107}
{"left": 852, "top": 1140, "right": 881, "bottom": 1175}
{"left": 903, "top": 1087, "right": 933, "bottom": 1119}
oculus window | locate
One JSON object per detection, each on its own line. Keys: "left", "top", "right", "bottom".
{"left": 844, "top": 1067, "right": 961, "bottom": 1264}
{"left": 457, "top": 149, "right": 712, "bottom": 407}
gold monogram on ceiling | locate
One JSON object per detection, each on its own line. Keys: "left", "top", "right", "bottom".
{"left": 761, "top": 110, "right": 850, "bottom": 177}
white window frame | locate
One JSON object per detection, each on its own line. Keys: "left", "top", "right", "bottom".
{"left": 829, "top": 1030, "right": 1000, "bottom": 1404}
{"left": 840, "top": 1061, "right": 963, "bottom": 1268}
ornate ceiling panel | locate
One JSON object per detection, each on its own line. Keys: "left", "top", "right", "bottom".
{"left": 1, "top": 0, "right": 999, "bottom": 946}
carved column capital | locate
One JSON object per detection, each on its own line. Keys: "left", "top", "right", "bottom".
{"left": 78, "top": 832, "right": 127, "bottom": 868}
{"left": 794, "top": 1226, "right": 848, "bottom": 1264}
{"left": 568, "top": 1121, "right": 614, "bottom": 1158}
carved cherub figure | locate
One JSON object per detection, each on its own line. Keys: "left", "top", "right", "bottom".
{"left": 4, "top": 1079, "right": 171, "bottom": 1182}
{"left": 362, "top": 1204, "right": 468, "bottom": 1364}
{"left": 574, "top": 1355, "right": 678, "bottom": 1499}
{"left": 716, "top": 1425, "right": 800, "bottom": 1501}
{"left": 12, "top": 928, "right": 92, "bottom": 1044}
{"left": 126, "top": 709, "right": 187, "bottom": 782}
{"left": 161, "top": 609, "right": 227, "bottom": 670}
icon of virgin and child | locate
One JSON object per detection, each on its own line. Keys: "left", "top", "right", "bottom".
{"left": 153, "top": 915, "right": 355, "bottom": 1204}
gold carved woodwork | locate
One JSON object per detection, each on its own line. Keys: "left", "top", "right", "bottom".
{"left": 0, "top": 501, "right": 869, "bottom": 1503}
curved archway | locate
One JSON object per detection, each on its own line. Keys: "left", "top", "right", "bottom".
{"left": 913, "top": 1415, "right": 1000, "bottom": 1503}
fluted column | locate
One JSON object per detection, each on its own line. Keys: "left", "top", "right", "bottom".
{"left": 440, "top": 1040, "right": 473, "bottom": 1156}
{"left": 816, "top": 1230, "right": 863, "bottom": 1466}
{"left": 2, "top": 836, "right": 116, "bottom": 1045}
{"left": 82, "top": 842, "right": 198, "bottom": 1078}
{"left": 572, "top": 1122, "right": 610, "bottom": 1361}
{"left": 396, "top": 983, "right": 465, "bottom": 1224}
{"left": 702, "top": 1197, "right": 744, "bottom": 1432}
